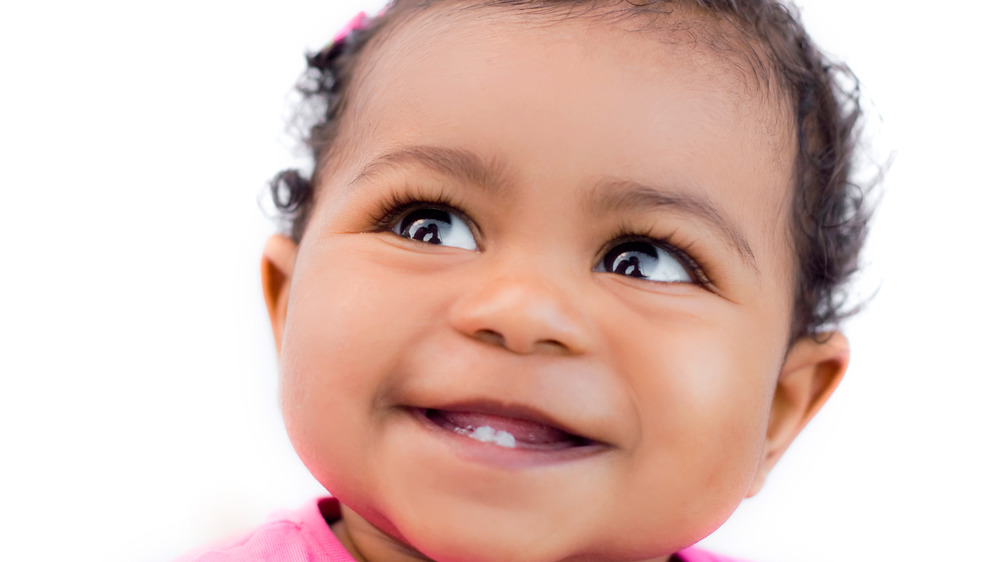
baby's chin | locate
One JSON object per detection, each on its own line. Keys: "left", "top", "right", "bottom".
{"left": 336, "top": 483, "right": 712, "bottom": 562}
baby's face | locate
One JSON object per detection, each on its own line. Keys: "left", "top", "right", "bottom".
{"left": 265, "top": 6, "right": 845, "bottom": 562}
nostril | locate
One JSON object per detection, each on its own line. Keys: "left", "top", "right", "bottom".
{"left": 474, "top": 329, "right": 506, "bottom": 348}
{"left": 538, "top": 339, "right": 568, "bottom": 352}
{"left": 471, "top": 331, "right": 571, "bottom": 355}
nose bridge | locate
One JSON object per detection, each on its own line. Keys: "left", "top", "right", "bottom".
{"left": 447, "top": 250, "right": 593, "bottom": 355}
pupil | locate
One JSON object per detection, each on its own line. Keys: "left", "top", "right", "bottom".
{"left": 614, "top": 255, "right": 644, "bottom": 277}
{"left": 606, "top": 242, "right": 657, "bottom": 279}
{"left": 413, "top": 223, "right": 440, "bottom": 244}
{"left": 401, "top": 209, "right": 451, "bottom": 245}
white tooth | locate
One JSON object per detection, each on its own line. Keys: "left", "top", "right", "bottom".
{"left": 464, "top": 425, "right": 517, "bottom": 448}
{"left": 470, "top": 426, "right": 496, "bottom": 442}
{"left": 494, "top": 430, "right": 516, "bottom": 448}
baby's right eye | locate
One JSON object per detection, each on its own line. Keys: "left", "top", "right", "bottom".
{"left": 392, "top": 207, "right": 477, "bottom": 250}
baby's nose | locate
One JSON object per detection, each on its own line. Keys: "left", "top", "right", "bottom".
{"left": 447, "top": 275, "right": 593, "bottom": 355}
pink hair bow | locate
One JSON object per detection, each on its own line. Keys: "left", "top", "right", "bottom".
{"left": 329, "top": 2, "right": 391, "bottom": 46}
{"left": 332, "top": 11, "right": 372, "bottom": 44}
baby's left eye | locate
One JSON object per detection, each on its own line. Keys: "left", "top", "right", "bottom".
{"left": 596, "top": 241, "right": 692, "bottom": 283}
{"left": 392, "top": 207, "right": 477, "bottom": 250}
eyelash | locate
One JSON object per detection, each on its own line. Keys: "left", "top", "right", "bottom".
{"left": 368, "top": 188, "right": 715, "bottom": 289}
{"left": 368, "top": 187, "right": 475, "bottom": 236}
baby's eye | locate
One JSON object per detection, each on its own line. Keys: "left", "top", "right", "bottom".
{"left": 393, "top": 207, "right": 477, "bottom": 250}
{"left": 596, "top": 241, "right": 692, "bottom": 283}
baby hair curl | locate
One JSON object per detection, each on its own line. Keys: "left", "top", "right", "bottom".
{"left": 269, "top": 0, "right": 872, "bottom": 343}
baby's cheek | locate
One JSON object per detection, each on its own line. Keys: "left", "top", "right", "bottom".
{"left": 278, "top": 309, "right": 374, "bottom": 489}
{"left": 280, "top": 350, "right": 354, "bottom": 487}
{"left": 618, "top": 335, "right": 773, "bottom": 530}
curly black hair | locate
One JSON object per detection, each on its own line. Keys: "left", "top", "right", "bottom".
{"left": 269, "top": 0, "right": 872, "bottom": 343}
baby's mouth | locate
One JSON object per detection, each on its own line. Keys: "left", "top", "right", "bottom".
{"left": 422, "top": 408, "right": 594, "bottom": 450}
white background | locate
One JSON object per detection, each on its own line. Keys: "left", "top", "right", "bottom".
{"left": 2, "top": 1, "right": 998, "bottom": 561}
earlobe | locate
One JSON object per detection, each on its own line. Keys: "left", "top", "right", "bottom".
{"left": 747, "top": 331, "right": 849, "bottom": 497}
{"left": 261, "top": 234, "right": 299, "bottom": 355}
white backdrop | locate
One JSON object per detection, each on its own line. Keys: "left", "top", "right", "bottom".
{"left": 2, "top": 1, "right": 997, "bottom": 561}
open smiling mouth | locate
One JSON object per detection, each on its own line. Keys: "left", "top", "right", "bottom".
{"left": 418, "top": 408, "right": 597, "bottom": 451}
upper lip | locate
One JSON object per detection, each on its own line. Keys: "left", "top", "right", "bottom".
{"left": 414, "top": 399, "right": 605, "bottom": 445}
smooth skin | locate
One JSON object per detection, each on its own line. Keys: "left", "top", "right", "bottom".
{"left": 262, "top": 5, "right": 848, "bottom": 562}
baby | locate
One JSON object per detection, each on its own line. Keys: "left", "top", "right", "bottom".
{"left": 183, "top": 0, "right": 869, "bottom": 560}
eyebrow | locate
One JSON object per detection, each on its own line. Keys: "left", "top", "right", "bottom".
{"left": 590, "top": 180, "right": 759, "bottom": 271}
{"left": 349, "top": 144, "right": 757, "bottom": 270}
{"left": 348, "top": 145, "right": 509, "bottom": 192}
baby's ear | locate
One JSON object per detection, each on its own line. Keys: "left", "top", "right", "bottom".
{"left": 747, "top": 331, "right": 849, "bottom": 497}
{"left": 261, "top": 234, "right": 299, "bottom": 355}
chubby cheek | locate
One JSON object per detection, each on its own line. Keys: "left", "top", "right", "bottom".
{"left": 599, "top": 294, "right": 781, "bottom": 543}
{"left": 278, "top": 240, "right": 441, "bottom": 500}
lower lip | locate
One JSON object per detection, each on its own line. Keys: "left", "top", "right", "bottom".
{"left": 406, "top": 408, "right": 608, "bottom": 470}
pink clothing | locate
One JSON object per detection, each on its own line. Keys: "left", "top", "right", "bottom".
{"left": 175, "top": 498, "right": 353, "bottom": 562}
{"left": 676, "top": 547, "right": 750, "bottom": 562}
{"left": 176, "top": 498, "right": 747, "bottom": 562}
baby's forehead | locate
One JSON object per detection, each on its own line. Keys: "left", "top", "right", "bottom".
{"left": 357, "top": 1, "right": 795, "bottom": 147}
{"left": 320, "top": 1, "right": 800, "bottom": 233}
